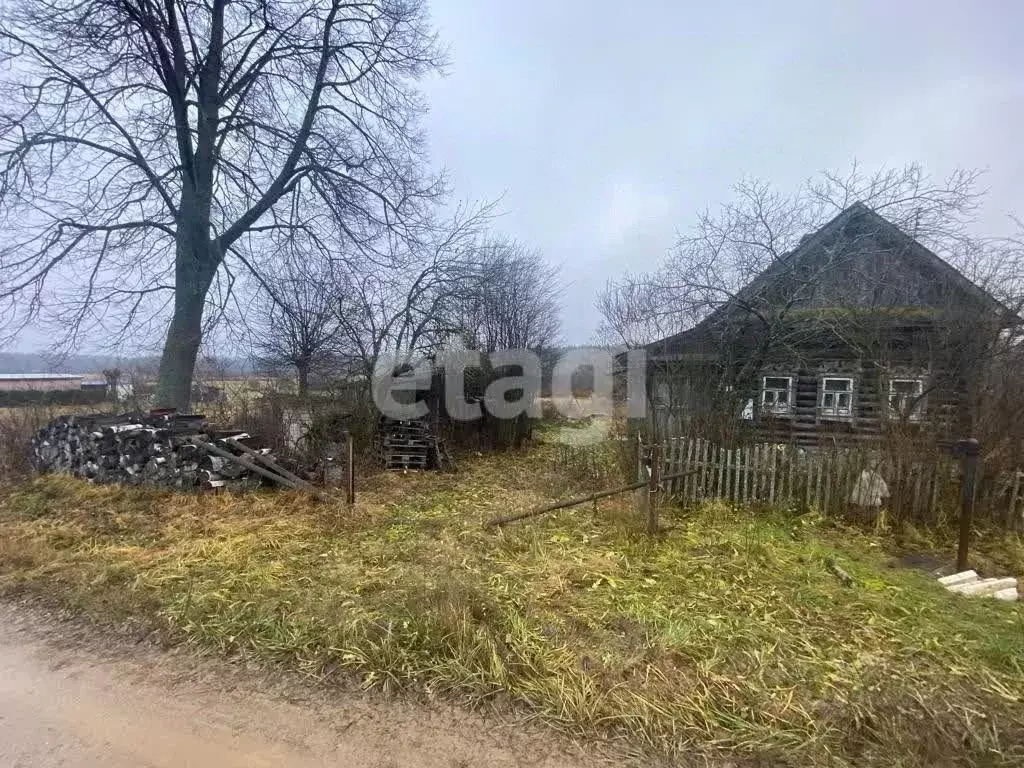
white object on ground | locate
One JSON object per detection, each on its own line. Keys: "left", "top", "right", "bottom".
{"left": 949, "top": 577, "right": 1018, "bottom": 597}
{"left": 937, "top": 570, "right": 1019, "bottom": 601}
{"left": 849, "top": 470, "right": 889, "bottom": 507}
{"left": 938, "top": 570, "right": 978, "bottom": 586}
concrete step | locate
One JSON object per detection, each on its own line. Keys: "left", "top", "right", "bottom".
{"left": 936, "top": 570, "right": 1019, "bottom": 601}
{"left": 949, "top": 577, "right": 1018, "bottom": 597}
{"left": 938, "top": 570, "right": 978, "bottom": 587}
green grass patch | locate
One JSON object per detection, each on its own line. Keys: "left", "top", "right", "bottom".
{"left": 1, "top": 449, "right": 1023, "bottom": 767}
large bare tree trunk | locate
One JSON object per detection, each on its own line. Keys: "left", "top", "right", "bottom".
{"left": 0, "top": 0, "right": 444, "bottom": 409}
{"left": 154, "top": 183, "right": 218, "bottom": 410}
{"left": 154, "top": 245, "right": 217, "bottom": 410}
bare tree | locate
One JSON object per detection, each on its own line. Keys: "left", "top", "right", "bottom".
{"left": 0, "top": 0, "right": 444, "bottom": 409}
{"left": 597, "top": 163, "right": 1024, "bottom": 434}
{"left": 458, "top": 238, "right": 562, "bottom": 353}
{"left": 333, "top": 202, "right": 494, "bottom": 379}
{"left": 250, "top": 258, "right": 345, "bottom": 397}
{"left": 598, "top": 164, "right": 996, "bottom": 347}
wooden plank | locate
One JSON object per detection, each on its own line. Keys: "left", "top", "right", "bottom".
{"left": 695, "top": 438, "right": 705, "bottom": 501}
{"left": 692, "top": 438, "right": 702, "bottom": 502}
{"left": 894, "top": 457, "right": 904, "bottom": 521}
{"left": 768, "top": 446, "right": 777, "bottom": 504}
{"left": 720, "top": 444, "right": 729, "bottom": 505}
{"left": 758, "top": 445, "right": 767, "bottom": 501}
{"left": 912, "top": 462, "right": 924, "bottom": 521}
{"left": 716, "top": 448, "right": 724, "bottom": 501}
{"left": 787, "top": 447, "right": 795, "bottom": 505}
{"left": 346, "top": 436, "right": 356, "bottom": 505}
{"left": 488, "top": 478, "right": 650, "bottom": 527}
{"left": 676, "top": 437, "right": 685, "bottom": 496}
{"left": 739, "top": 447, "right": 745, "bottom": 502}
{"left": 729, "top": 448, "right": 737, "bottom": 501}
{"left": 823, "top": 451, "right": 833, "bottom": 516}
{"left": 648, "top": 442, "right": 662, "bottom": 534}
{"left": 740, "top": 445, "right": 749, "bottom": 502}
{"left": 190, "top": 438, "right": 318, "bottom": 495}
{"left": 677, "top": 437, "right": 687, "bottom": 500}
{"left": 755, "top": 445, "right": 762, "bottom": 500}
{"left": 815, "top": 455, "right": 824, "bottom": 510}
{"left": 804, "top": 453, "right": 812, "bottom": 509}
{"left": 701, "top": 439, "right": 712, "bottom": 501}
{"left": 664, "top": 438, "right": 672, "bottom": 496}
{"left": 751, "top": 444, "right": 759, "bottom": 500}
{"left": 735, "top": 445, "right": 743, "bottom": 502}
{"left": 694, "top": 438, "right": 703, "bottom": 504}
{"left": 750, "top": 444, "right": 758, "bottom": 501}
{"left": 684, "top": 437, "right": 696, "bottom": 504}
{"left": 672, "top": 437, "right": 681, "bottom": 497}
{"left": 729, "top": 450, "right": 737, "bottom": 505}
{"left": 836, "top": 451, "right": 847, "bottom": 518}
{"left": 1010, "top": 469, "right": 1022, "bottom": 530}
{"left": 717, "top": 444, "right": 725, "bottom": 501}
{"left": 754, "top": 445, "right": 761, "bottom": 500}
{"left": 674, "top": 438, "right": 683, "bottom": 495}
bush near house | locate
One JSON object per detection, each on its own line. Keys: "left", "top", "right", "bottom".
{"left": 0, "top": 444, "right": 1022, "bottom": 767}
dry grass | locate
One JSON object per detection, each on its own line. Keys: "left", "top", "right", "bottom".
{"left": 0, "top": 404, "right": 79, "bottom": 478}
{"left": 1, "top": 445, "right": 1023, "bottom": 767}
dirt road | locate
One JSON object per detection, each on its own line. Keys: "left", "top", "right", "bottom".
{"left": 0, "top": 602, "right": 614, "bottom": 768}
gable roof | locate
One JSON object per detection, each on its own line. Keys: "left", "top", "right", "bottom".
{"left": 647, "top": 201, "right": 1011, "bottom": 359}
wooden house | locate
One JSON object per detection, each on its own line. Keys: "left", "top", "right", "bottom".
{"left": 644, "top": 202, "right": 1016, "bottom": 446}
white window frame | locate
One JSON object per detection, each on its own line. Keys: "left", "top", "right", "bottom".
{"left": 888, "top": 378, "right": 925, "bottom": 421}
{"left": 819, "top": 376, "right": 854, "bottom": 419}
{"left": 761, "top": 375, "right": 793, "bottom": 416}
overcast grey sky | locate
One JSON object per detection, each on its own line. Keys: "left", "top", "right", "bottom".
{"left": 5, "top": 1, "right": 1022, "bottom": 356}
{"left": 419, "top": 0, "right": 1024, "bottom": 344}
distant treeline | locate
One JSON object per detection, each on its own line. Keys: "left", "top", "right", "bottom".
{"left": 0, "top": 389, "right": 108, "bottom": 407}
{"left": 0, "top": 352, "right": 252, "bottom": 377}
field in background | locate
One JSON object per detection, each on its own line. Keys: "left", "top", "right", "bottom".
{"left": 1, "top": 439, "right": 1023, "bottom": 767}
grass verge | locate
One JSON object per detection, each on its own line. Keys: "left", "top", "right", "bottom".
{"left": 1, "top": 447, "right": 1022, "bottom": 767}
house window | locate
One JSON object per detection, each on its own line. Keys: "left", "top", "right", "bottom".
{"left": 819, "top": 377, "right": 854, "bottom": 418}
{"left": 761, "top": 376, "right": 793, "bottom": 415}
{"left": 889, "top": 378, "right": 924, "bottom": 421}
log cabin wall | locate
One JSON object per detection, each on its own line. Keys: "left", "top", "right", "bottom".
{"left": 643, "top": 203, "right": 1012, "bottom": 447}
{"left": 650, "top": 321, "right": 968, "bottom": 448}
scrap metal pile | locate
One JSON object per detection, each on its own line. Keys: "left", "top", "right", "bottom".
{"left": 29, "top": 410, "right": 293, "bottom": 491}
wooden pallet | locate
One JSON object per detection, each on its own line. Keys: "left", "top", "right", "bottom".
{"left": 378, "top": 416, "right": 456, "bottom": 471}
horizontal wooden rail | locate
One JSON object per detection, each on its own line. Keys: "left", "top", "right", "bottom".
{"left": 486, "top": 480, "right": 649, "bottom": 528}
{"left": 190, "top": 438, "right": 323, "bottom": 499}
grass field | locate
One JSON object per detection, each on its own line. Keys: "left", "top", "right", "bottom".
{"left": 1, "top": 445, "right": 1023, "bottom": 767}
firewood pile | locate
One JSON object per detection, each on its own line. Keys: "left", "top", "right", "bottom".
{"left": 29, "top": 411, "right": 289, "bottom": 491}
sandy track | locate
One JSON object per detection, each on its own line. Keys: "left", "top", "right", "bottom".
{"left": 0, "top": 601, "right": 620, "bottom": 768}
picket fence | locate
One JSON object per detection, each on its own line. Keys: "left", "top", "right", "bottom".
{"left": 644, "top": 435, "right": 1024, "bottom": 527}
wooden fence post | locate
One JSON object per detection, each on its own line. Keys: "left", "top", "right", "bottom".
{"left": 647, "top": 441, "right": 662, "bottom": 535}
{"left": 1009, "top": 469, "right": 1021, "bottom": 530}
{"left": 955, "top": 438, "right": 980, "bottom": 572}
{"left": 346, "top": 432, "right": 356, "bottom": 506}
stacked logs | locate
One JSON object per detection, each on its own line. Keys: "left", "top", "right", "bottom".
{"left": 29, "top": 411, "right": 284, "bottom": 491}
